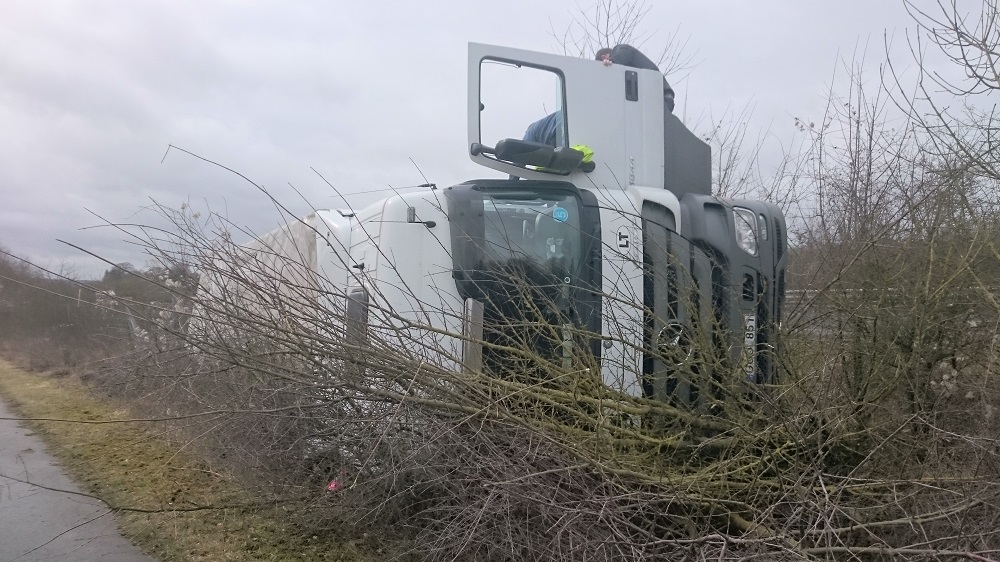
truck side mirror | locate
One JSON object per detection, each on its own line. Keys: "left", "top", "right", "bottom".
{"left": 471, "top": 139, "right": 586, "bottom": 174}
{"left": 495, "top": 139, "right": 583, "bottom": 172}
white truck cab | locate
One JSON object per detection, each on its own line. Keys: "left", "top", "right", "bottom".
{"left": 238, "top": 42, "right": 787, "bottom": 407}
{"left": 455, "top": 43, "right": 786, "bottom": 401}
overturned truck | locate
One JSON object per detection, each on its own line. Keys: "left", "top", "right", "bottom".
{"left": 216, "top": 43, "right": 787, "bottom": 408}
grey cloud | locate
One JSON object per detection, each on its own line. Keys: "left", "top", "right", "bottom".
{"left": 0, "top": 0, "right": 950, "bottom": 278}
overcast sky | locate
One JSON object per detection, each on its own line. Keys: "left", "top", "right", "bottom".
{"left": 0, "top": 0, "right": 961, "bottom": 278}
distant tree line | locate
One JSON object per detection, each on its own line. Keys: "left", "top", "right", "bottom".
{"left": 0, "top": 248, "right": 196, "bottom": 371}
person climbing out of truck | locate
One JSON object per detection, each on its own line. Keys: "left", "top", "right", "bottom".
{"left": 522, "top": 45, "right": 676, "bottom": 147}
{"left": 522, "top": 112, "right": 564, "bottom": 147}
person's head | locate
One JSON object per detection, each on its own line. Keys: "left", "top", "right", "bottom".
{"left": 595, "top": 47, "right": 612, "bottom": 62}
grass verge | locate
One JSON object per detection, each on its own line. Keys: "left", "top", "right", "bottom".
{"left": 0, "top": 359, "right": 379, "bottom": 561}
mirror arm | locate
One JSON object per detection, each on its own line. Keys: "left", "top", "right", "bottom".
{"left": 470, "top": 143, "right": 495, "bottom": 157}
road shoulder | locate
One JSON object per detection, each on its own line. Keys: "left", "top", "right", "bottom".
{"left": 0, "top": 393, "right": 156, "bottom": 562}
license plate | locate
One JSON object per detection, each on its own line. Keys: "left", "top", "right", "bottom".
{"left": 743, "top": 313, "right": 757, "bottom": 381}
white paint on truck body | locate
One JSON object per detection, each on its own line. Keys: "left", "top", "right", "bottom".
{"left": 338, "top": 191, "right": 465, "bottom": 368}
{"left": 588, "top": 186, "right": 681, "bottom": 397}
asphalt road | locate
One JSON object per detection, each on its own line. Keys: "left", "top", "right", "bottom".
{"left": 0, "top": 396, "right": 155, "bottom": 562}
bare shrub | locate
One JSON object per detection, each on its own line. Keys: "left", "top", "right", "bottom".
{"left": 73, "top": 146, "right": 1000, "bottom": 562}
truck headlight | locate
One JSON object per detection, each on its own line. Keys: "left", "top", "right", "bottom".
{"left": 733, "top": 208, "right": 758, "bottom": 256}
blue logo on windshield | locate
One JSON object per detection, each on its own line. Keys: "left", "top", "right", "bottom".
{"left": 552, "top": 207, "right": 569, "bottom": 222}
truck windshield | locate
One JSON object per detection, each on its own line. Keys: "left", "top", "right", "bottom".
{"left": 480, "top": 191, "right": 582, "bottom": 285}
{"left": 446, "top": 182, "right": 589, "bottom": 309}
{"left": 446, "top": 181, "right": 596, "bottom": 376}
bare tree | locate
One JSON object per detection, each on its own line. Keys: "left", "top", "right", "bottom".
{"left": 897, "top": 0, "right": 1000, "bottom": 182}
{"left": 550, "top": 0, "right": 695, "bottom": 78}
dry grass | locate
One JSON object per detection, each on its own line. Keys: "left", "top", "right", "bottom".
{"left": 0, "top": 359, "right": 393, "bottom": 562}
